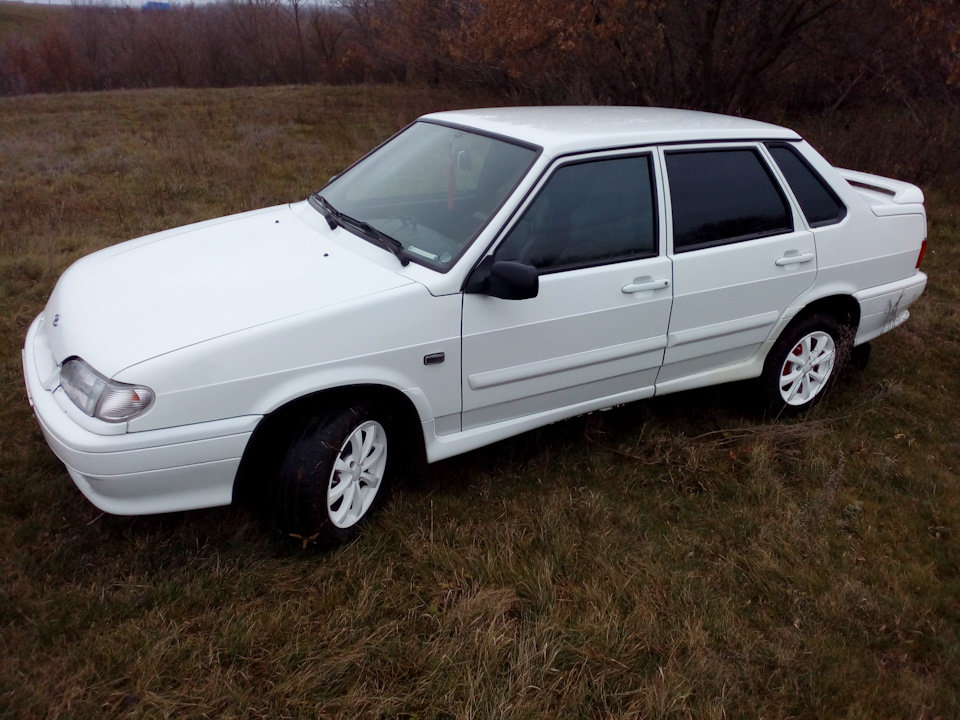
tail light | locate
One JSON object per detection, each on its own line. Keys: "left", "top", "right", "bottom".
{"left": 916, "top": 239, "right": 927, "bottom": 269}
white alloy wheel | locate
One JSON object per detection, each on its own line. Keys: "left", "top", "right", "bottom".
{"left": 778, "top": 330, "right": 836, "bottom": 406}
{"left": 327, "top": 420, "right": 388, "bottom": 529}
{"left": 277, "top": 404, "right": 395, "bottom": 547}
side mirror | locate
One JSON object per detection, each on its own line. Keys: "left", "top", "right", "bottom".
{"left": 465, "top": 257, "right": 539, "bottom": 300}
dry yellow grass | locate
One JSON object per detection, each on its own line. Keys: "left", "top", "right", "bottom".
{"left": 0, "top": 1, "right": 66, "bottom": 42}
{"left": 0, "top": 86, "right": 958, "bottom": 719}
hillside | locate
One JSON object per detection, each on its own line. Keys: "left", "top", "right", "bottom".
{"left": 0, "top": 1, "right": 68, "bottom": 42}
{"left": 1, "top": 86, "right": 957, "bottom": 719}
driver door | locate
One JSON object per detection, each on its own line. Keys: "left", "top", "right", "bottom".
{"left": 461, "top": 153, "right": 673, "bottom": 430}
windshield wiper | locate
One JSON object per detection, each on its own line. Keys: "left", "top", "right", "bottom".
{"left": 311, "top": 192, "right": 410, "bottom": 267}
{"left": 312, "top": 192, "right": 340, "bottom": 230}
{"left": 352, "top": 218, "right": 411, "bottom": 267}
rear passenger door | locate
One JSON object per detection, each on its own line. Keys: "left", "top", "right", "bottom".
{"left": 657, "top": 144, "right": 817, "bottom": 388}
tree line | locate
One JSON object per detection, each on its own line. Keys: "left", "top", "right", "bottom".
{"left": 2, "top": 0, "right": 957, "bottom": 113}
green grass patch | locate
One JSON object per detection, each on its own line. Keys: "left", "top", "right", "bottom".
{"left": 1, "top": 86, "right": 958, "bottom": 719}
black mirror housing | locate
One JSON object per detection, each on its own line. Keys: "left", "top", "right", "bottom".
{"left": 465, "top": 258, "right": 539, "bottom": 300}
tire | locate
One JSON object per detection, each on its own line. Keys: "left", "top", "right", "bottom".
{"left": 760, "top": 314, "right": 847, "bottom": 416}
{"left": 276, "top": 403, "right": 392, "bottom": 547}
{"left": 850, "top": 341, "right": 871, "bottom": 371}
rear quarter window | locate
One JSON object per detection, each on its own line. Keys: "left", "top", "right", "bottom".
{"left": 666, "top": 148, "right": 793, "bottom": 252}
{"left": 766, "top": 143, "right": 847, "bottom": 227}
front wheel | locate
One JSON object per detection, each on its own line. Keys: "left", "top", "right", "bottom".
{"left": 760, "top": 314, "right": 847, "bottom": 415}
{"left": 276, "top": 404, "right": 392, "bottom": 547}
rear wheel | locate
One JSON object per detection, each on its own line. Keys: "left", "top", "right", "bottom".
{"left": 760, "top": 314, "right": 846, "bottom": 415}
{"left": 276, "top": 403, "right": 392, "bottom": 547}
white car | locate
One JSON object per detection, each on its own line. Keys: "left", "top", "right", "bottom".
{"left": 22, "top": 107, "right": 928, "bottom": 544}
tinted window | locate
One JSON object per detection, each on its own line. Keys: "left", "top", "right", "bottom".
{"left": 495, "top": 156, "right": 657, "bottom": 271}
{"left": 767, "top": 143, "right": 846, "bottom": 227}
{"left": 666, "top": 149, "right": 793, "bottom": 252}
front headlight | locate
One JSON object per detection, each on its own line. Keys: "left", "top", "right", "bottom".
{"left": 59, "top": 357, "right": 155, "bottom": 423}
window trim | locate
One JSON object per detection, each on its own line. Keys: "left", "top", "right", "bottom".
{"left": 664, "top": 145, "right": 795, "bottom": 255}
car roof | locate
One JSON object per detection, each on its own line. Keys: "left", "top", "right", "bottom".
{"left": 421, "top": 106, "right": 800, "bottom": 156}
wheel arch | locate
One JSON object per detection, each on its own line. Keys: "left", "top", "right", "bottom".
{"left": 758, "top": 293, "right": 861, "bottom": 381}
{"left": 797, "top": 294, "right": 861, "bottom": 332}
{"left": 232, "top": 383, "right": 426, "bottom": 505}
{"left": 775, "top": 293, "right": 860, "bottom": 350}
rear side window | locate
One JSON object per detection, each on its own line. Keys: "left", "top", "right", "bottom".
{"left": 666, "top": 148, "right": 793, "bottom": 252}
{"left": 767, "top": 143, "right": 847, "bottom": 227}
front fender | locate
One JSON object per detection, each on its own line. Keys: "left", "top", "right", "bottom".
{"left": 120, "top": 286, "right": 462, "bottom": 433}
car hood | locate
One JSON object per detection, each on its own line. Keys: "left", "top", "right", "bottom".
{"left": 44, "top": 204, "right": 415, "bottom": 377}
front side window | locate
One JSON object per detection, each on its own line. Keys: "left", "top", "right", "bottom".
{"left": 494, "top": 155, "right": 658, "bottom": 272}
{"left": 666, "top": 148, "right": 793, "bottom": 252}
{"left": 318, "top": 121, "right": 537, "bottom": 269}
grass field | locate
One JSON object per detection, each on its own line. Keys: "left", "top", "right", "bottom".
{"left": 1, "top": 86, "right": 958, "bottom": 719}
{"left": 0, "top": 1, "right": 68, "bottom": 43}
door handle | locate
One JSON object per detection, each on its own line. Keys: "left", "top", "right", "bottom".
{"left": 622, "top": 278, "right": 671, "bottom": 294}
{"left": 775, "top": 252, "right": 815, "bottom": 267}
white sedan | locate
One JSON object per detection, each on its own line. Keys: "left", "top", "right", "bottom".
{"left": 23, "top": 107, "right": 928, "bottom": 545}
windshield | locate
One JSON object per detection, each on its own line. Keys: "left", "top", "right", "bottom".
{"left": 315, "top": 121, "right": 538, "bottom": 269}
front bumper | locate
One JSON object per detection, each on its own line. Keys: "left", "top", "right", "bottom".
{"left": 23, "top": 314, "right": 260, "bottom": 515}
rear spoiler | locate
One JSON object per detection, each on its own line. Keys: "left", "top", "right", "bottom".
{"left": 838, "top": 168, "right": 924, "bottom": 205}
